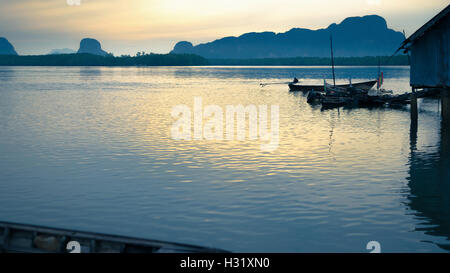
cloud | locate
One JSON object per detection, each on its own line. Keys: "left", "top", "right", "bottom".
{"left": 0, "top": 0, "right": 448, "bottom": 55}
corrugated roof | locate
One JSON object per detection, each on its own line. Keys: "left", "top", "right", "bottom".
{"left": 398, "top": 4, "right": 450, "bottom": 53}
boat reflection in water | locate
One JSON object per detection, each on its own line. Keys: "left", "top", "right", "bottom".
{"left": 407, "top": 116, "right": 450, "bottom": 251}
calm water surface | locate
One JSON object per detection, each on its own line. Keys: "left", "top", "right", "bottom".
{"left": 0, "top": 66, "right": 449, "bottom": 252}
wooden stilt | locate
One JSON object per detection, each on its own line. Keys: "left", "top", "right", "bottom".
{"left": 442, "top": 88, "right": 450, "bottom": 125}
{"left": 411, "top": 88, "right": 418, "bottom": 122}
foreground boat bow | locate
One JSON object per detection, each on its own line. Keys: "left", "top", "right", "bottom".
{"left": 0, "top": 221, "right": 229, "bottom": 253}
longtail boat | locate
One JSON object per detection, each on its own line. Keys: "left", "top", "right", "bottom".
{"left": 289, "top": 34, "right": 377, "bottom": 93}
{"left": 289, "top": 80, "right": 377, "bottom": 92}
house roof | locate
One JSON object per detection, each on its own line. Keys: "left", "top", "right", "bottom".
{"left": 398, "top": 4, "right": 450, "bottom": 53}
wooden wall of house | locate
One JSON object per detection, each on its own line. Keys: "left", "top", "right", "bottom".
{"left": 410, "top": 15, "right": 450, "bottom": 88}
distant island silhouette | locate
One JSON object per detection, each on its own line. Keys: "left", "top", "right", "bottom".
{"left": 0, "top": 15, "right": 410, "bottom": 66}
{"left": 0, "top": 37, "right": 18, "bottom": 55}
{"left": 77, "top": 38, "right": 109, "bottom": 56}
{"left": 0, "top": 37, "right": 209, "bottom": 66}
{"left": 171, "top": 15, "right": 405, "bottom": 58}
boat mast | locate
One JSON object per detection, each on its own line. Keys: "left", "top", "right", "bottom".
{"left": 378, "top": 57, "right": 381, "bottom": 90}
{"left": 330, "top": 34, "right": 336, "bottom": 87}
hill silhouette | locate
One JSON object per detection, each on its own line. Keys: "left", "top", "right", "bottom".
{"left": 0, "top": 37, "right": 18, "bottom": 55}
{"left": 77, "top": 38, "right": 108, "bottom": 56}
{"left": 171, "top": 15, "right": 405, "bottom": 58}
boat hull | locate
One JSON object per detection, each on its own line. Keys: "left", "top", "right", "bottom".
{"left": 289, "top": 80, "right": 377, "bottom": 92}
{"left": 321, "top": 96, "right": 352, "bottom": 108}
{"left": 0, "top": 221, "right": 229, "bottom": 253}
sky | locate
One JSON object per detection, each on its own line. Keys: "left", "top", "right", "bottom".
{"left": 0, "top": 0, "right": 448, "bottom": 55}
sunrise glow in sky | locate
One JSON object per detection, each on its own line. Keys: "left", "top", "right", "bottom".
{"left": 0, "top": 0, "right": 448, "bottom": 55}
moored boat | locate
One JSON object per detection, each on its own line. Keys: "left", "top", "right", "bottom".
{"left": 289, "top": 80, "right": 377, "bottom": 92}
{"left": 321, "top": 95, "right": 352, "bottom": 107}
{"left": 320, "top": 81, "right": 353, "bottom": 108}
{"left": 306, "top": 90, "right": 324, "bottom": 103}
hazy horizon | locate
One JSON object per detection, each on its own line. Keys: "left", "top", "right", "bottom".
{"left": 0, "top": 0, "right": 448, "bottom": 56}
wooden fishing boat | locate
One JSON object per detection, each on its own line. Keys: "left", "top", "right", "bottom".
{"left": 321, "top": 95, "right": 351, "bottom": 107}
{"left": 290, "top": 35, "right": 378, "bottom": 93}
{"left": 0, "top": 221, "right": 229, "bottom": 253}
{"left": 306, "top": 90, "right": 324, "bottom": 103}
{"left": 289, "top": 80, "right": 377, "bottom": 92}
{"left": 320, "top": 83, "right": 353, "bottom": 107}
